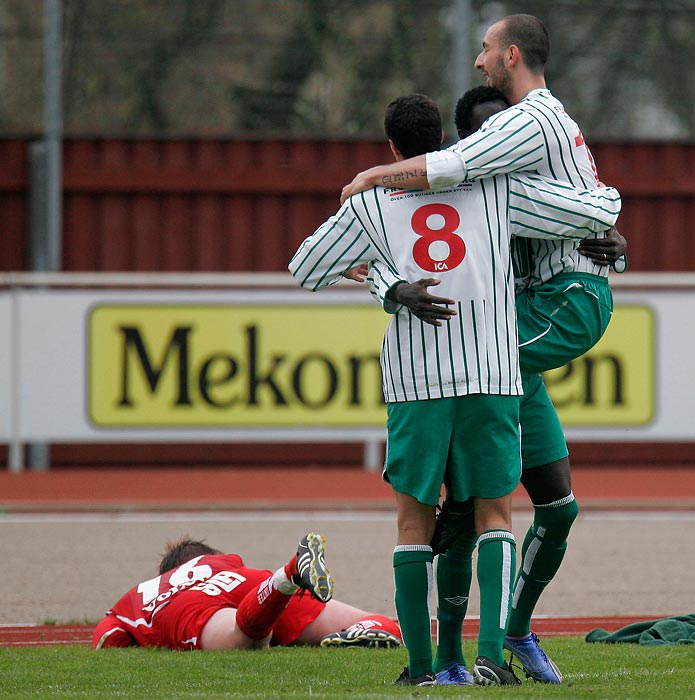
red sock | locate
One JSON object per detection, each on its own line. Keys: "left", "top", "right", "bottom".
{"left": 344, "top": 614, "right": 403, "bottom": 642}
{"left": 284, "top": 554, "right": 298, "bottom": 580}
{"left": 235, "top": 574, "right": 293, "bottom": 640}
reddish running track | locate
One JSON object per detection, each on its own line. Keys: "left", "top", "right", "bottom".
{"left": 1, "top": 465, "right": 694, "bottom": 511}
{"left": 0, "top": 464, "right": 691, "bottom": 646}
{"left": 0, "top": 617, "right": 655, "bottom": 647}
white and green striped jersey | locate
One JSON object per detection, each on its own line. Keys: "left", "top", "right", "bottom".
{"left": 426, "top": 88, "right": 609, "bottom": 288}
{"left": 289, "top": 173, "right": 620, "bottom": 403}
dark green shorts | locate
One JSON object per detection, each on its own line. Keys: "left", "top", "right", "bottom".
{"left": 385, "top": 394, "right": 521, "bottom": 505}
{"left": 520, "top": 372, "right": 568, "bottom": 470}
{"left": 516, "top": 272, "right": 613, "bottom": 375}
{"left": 516, "top": 273, "right": 610, "bottom": 470}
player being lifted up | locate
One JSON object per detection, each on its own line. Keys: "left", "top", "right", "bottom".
{"left": 341, "top": 14, "right": 626, "bottom": 684}
{"left": 289, "top": 93, "right": 620, "bottom": 686}
{"left": 93, "top": 533, "right": 402, "bottom": 651}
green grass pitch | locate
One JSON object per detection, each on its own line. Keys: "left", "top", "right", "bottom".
{"left": 1, "top": 637, "right": 693, "bottom": 699}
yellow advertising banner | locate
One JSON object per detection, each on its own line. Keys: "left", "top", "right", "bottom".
{"left": 545, "top": 305, "right": 654, "bottom": 425}
{"left": 88, "top": 303, "right": 655, "bottom": 428}
{"left": 88, "top": 305, "right": 389, "bottom": 427}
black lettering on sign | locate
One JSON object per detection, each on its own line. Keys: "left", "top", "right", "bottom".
{"left": 119, "top": 326, "right": 191, "bottom": 407}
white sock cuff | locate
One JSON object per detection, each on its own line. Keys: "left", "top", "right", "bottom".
{"left": 476, "top": 530, "right": 515, "bottom": 548}
{"left": 534, "top": 491, "right": 575, "bottom": 508}
{"left": 272, "top": 566, "right": 298, "bottom": 596}
{"left": 393, "top": 544, "right": 433, "bottom": 554}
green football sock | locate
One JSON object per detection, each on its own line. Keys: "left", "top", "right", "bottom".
{"left": 433, "top": 530, "right": 477, "bottom": 672}
{"left": 507, "top": 494, "right": 579, "bottom": 637}
{"left": 476, "top": 530, "right": 516, "bottom": 665}
{"left": 393, "top": 545, "right": 434, "bottom": 679}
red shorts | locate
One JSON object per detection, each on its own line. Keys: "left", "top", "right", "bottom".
{"left": 159, "top": 590, "right": 326, "bottom": 649}
{"left": 271, "top": 593, "right": 326, "bottom": 646}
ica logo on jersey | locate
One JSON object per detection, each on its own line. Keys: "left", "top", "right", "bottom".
{"left": 411, "top": 203, "right": 466, "bottom": 273}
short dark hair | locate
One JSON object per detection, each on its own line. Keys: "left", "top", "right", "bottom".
{"left": 384, "top": 93, "right": 442, "bottom": 159}
{"left": 499, "top": 14, "right": 549, "bottom": 73}
{"left": 454, "top": 86, "right": 509, "bottom": 138}
{"left": 159, "top": 537, "right": 222, "bottom": 574}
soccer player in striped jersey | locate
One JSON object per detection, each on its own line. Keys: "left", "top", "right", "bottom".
{"left": 289, "top": 93, "right": 620, "bottom": 686}
{"left": 340, "top": 15, "right": 626, "bottom": 683}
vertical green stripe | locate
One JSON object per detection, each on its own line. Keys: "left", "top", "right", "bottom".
{"left": 383, "top": 329, "right": 398, "bottom": 402}
{"left": 457, "top": 301, "right": 469, "bottom": 385}
{"left": 394, "top": 317, "right": 408, "bottom": 401}
{"left": 470, "top": 300, "right": 482, "bottom": 388}
{"left": 419, "top": 321, "right": 431, "bottom": 400}
{"left": 445, "top": 304, "right": 458, "bottom": 397}
{"left": 407, "top": 313, "right": 420, "bottom": 401}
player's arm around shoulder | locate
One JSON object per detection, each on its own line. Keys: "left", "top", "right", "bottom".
{"left": 430, "top": 108, "right": 544, "bottom": 188}
{"left": 288, "top": 194, "right": 375, "bottom": 291}
{"left": 508, "top": 173, "right": 621, "bottom": 241}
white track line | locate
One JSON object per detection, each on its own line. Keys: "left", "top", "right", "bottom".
{"left": 1, "top": 509, "right": 694, "bottom": 524}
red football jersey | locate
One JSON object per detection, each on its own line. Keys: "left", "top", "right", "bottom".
{"left": 93, "top": 553, "right": 324, "bottom": 650}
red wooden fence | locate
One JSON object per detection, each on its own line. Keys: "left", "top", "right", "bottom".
{"left": 2, "top": 138, "right": 695, "bottom": 273}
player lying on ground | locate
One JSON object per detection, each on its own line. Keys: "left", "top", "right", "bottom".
{"left": 93, "top": 533, "right": 401, "bottom": 651}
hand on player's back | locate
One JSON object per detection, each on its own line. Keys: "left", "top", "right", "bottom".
{"left": 390, "top": 279, "right": 456, "bottom": 327}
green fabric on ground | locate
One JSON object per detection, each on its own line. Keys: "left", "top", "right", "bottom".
{"left": 586, "top": 615, "right": 695, "bottom": 645}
